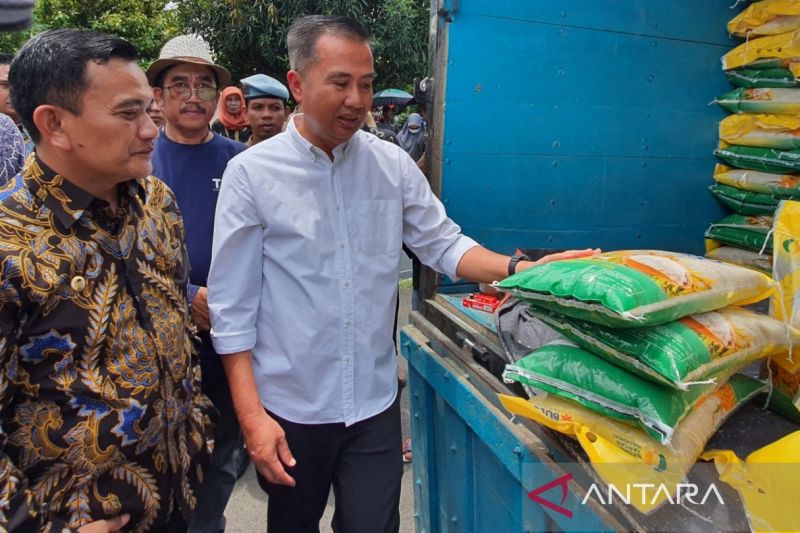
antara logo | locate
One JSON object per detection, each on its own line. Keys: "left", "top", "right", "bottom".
{"left": 528, "top": 473, "right": 573, "bottom": 518}
{"left": 528, "top": 473, "right": 725, "bottom": 517}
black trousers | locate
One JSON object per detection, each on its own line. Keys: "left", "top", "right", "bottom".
{"left": 258, "top": 396, "right": 403, "bottom": 533}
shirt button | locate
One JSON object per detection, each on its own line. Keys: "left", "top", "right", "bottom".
{"left": 339, "top": 243, "right": 345, "bottom": 249}
{"left": 345, "top": 320, "right": 352, "bottom": 327}
{"left": 343, "top": 281, "right": 351, "bottom": 287}
{"left": 71, "top": 276, "right": 86, "bottom": 291}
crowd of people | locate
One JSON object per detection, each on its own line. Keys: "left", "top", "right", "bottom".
{"left": 0, "top": 13, "right": 592, "bottom": 533}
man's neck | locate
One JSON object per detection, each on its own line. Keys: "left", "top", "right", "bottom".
{"left": 164, "top": 123, "right": 212, "bottom": 145}
{"left": 35, "top": 145, "right": 119, "bottom": 212}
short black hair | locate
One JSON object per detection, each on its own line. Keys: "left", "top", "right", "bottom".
{"left": 0, "top": 53, "right": 13, "bottom": 66}
{"left": 287, "top": 16, "right": 371, "bottom": 73}
{"left": 9, "top": 29, "right": 139, "bottom": 144}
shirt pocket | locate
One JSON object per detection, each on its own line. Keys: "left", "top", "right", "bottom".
{"left": 350, "top": 200, "right": 402, "bottom": 256}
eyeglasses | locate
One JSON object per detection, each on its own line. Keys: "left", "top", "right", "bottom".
{"left": 163, "top": 82, "right": 218, "bottom": 102}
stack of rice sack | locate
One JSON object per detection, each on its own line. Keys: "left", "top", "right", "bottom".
{"left": 496, "top": 251, "right": 798, "bottom": 514}
{"left": 768, "top": 201, "right": 800, "bottom": 422}
{"left": 708, "top": 1, "right": 800, "bottom": 273}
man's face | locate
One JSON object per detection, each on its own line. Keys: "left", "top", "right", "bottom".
{"left": 154, "top": 63, "right": 218, "bottom": 134}
{"left": 0, "top": 63, "right": 19, "bottom": 122}
{"left": 246, "top": 97, "right": 285, "bottom": 141}
{"left": 288, "top": 34, "right": 375, "bottom": 154}
{"left": 59, "top": 58, "right": 158, "bottom": 182}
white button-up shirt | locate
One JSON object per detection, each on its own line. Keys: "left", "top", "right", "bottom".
{"left": 208, "top": 116, "right": 478, "bottom": 425}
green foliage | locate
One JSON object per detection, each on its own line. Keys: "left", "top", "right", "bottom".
{"left": 0, "top": 0, "right": 180, "bottom": 63}
{"left": 174, "top": 0, "right": 429, "bottom": 89}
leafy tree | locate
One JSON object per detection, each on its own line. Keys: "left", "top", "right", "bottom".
{"left": 175, "top": 0, "right": 429, "bottom": 90}
{"left": 0, "top": 0, "right": 179, "bottom": 64}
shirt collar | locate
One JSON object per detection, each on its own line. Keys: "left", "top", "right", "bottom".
{"left": 287, "top": 114, "right": 355, "bottom": 164}
{"left": 23, "top": 156, "right": 146, "bottom": 230}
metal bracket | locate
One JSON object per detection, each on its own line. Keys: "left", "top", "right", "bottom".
{"left": 438, "top": 0, "right": 459, "bottom": 22}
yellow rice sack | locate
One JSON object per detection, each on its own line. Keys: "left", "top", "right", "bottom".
{"left": 719, "top": 113, "right": 800, "bottom": 150}
{"left": 722, "top": 30, "right": 800, "bottom": 74}
{"left": 713, "top": 163, "right": 800, "bottom": 198}
{"left": 770, "top": 200, "right": 800, "bottom": 420}
{"left": 702, "top": 432, "right": 800, "bottom": 533}
{"left": 705, "top": 244, "right": 772, "bottom": 274}
{"left": 728, "top": 0, "right": 800, "bottom": 38}
{"left": 499, "top": 374, "right": 766, "bottom": 514}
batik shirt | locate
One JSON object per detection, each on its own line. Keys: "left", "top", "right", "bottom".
{"left": 0, "top": 157, "right": 212, "bottom": 531}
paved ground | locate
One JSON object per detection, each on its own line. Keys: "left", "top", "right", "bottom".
{"left": 223, "top": 284, "right": 415, "bottom": 532}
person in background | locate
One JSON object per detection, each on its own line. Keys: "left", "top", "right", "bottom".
{"left": 0, "top": 53, "right": 33, "bottom": 155}
{"left": 0, "top": 0, "right": 33, "bottom": 31}
{"left": 0, "top": 112, "right": 24, "bottom": 183}
{"left": 397, "top": 112, "right": 425, "bottom": 162}
{"left": 146, "top": 99, "right": 166, "bottom": 128}
{"left": 377, "top": 103, "right": 397, "bottom": 131}
{"left": 147, "top": 34, "right": 247, "bottom": 533}
{"left": 207, "top": 15, "right": 596, "bottom": 533}
{"left": 212, "top": 86, "right": 251, "bottom": 143}
{"left": 240, "top": 73, "right": 289, "bottom": 147}
{"left": 0, "top": 28, "right": 212, "bottom": 531}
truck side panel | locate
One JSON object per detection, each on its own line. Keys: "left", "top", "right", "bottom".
{"left": 438, "top": 1, "right": 737, "bottom": 255}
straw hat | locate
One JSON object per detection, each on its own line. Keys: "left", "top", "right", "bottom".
{"left": 145, "top": 35, "right": 231, "bottom": 87}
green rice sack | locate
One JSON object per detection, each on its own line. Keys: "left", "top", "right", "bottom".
{"left": 708, "top": 183, "right": 779, "bottom": 215}
{"left": 725, "top": 67, "right": 800, "bottom": 88}
{"left": 714, "top": 145, "right": 800, "bottom": 174}
{"left": 501, "top": 340, "right": 743, "bottom": 445}
{"left": 705, "top": 246, "right": 773, "bottom": 274}
{"left": 705, "top": 214, "right": 774, "bottom": 252}
{"left": 495, "top": 250, "right": 775, "bottom": 328}
{"left": 528, "top": 306, "right": 796, "bottom": 390}
{"left": 713, "top": 164, "right": 800, "bottom": 198}
{"left": 716, "top": 87, "right": 800, "bottom": 115}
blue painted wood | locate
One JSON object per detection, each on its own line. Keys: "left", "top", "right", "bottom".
{"left": 400, "top": 327, "right": 613, "bottom": 532}
{"left": 451, "top": 0, "right": 738, "bottom": 45}
{"left": 439, "top": 0, "right": 742, "bottom": 258}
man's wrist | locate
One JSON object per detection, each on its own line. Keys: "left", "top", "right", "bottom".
{"left": 507, "top": 253, "right": 529, "bottom": 277}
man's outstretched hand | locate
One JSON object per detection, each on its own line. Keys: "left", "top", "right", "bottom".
{"left": 516, "top": 248, "right": 601, "bottom": 273}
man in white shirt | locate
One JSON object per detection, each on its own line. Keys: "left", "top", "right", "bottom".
{"left": 207, "top": 15, "right": 593, "bottom": 533}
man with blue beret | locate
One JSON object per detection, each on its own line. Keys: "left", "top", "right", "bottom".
{"left": 241, "top": 73, "right": 289, "bottom": 147}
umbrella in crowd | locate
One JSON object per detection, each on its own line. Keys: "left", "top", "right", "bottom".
{"left": 373, "top": 88, "right": 414, "bottom": 106}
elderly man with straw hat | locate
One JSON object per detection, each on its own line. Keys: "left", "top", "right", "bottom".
{"left": 147, "top": 35, "right": 247, "bottom": 533}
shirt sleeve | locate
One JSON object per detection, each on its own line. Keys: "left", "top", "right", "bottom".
{"left": 0, "top": 274, "right": 74, "bottom": 532}
{"left": 208, "top": 162, "right": 263, "bottom": 355}
{"left": 400, "top": 151, "right": 479, "bottom": 280}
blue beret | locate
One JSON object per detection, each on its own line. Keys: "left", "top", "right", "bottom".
{"left": 241, "top": 74, "right": 289, "bottom": 101}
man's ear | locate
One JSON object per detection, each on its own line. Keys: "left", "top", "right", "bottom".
{"left": 287, "top": 70, "right": 303, "bottom": 104}
{"left": 32, "top": 105, "right": 72, "bottom": 151}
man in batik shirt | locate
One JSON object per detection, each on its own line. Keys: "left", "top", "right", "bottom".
{"left": 0, "top": 29, "right": 212, "bottom": 532}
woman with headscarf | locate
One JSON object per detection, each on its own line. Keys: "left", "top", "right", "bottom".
{"left": 211, "top": 86, "right": 251, "bottom": 143}
{"left": 0, "top": 113, "right": 24, "bottom": 185}
{"left": 397, "top": 113, "right": 426, "bottom": 162}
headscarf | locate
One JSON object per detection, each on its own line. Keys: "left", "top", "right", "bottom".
{"left": 0, "top": 113, "right": 25, "bottom": 185}
{"left": 218, "top": 86, "right": 249, "bottom": 131}
{"left": 397, "top": 113, "right": 425, "bottom": 160}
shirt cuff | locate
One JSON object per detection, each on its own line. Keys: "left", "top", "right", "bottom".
{"left": 210, "top": 328, "right": 257, "bottom": 355}
{"left": 440, "top": 236, "right": 481, "bottom": 281}
{"left": 187, "top": 283, "right": 200, "bottom": 305}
